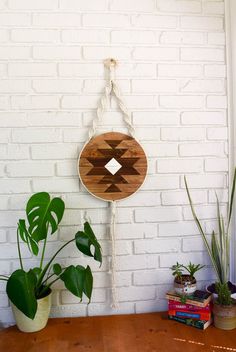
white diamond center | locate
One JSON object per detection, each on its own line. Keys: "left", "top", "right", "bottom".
{"left": 105, "top": 158, "right": 122, "bottom": 175}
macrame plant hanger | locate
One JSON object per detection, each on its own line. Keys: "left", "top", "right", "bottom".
{"left": 78, "top": 59, "right": 147, "bottom": 308}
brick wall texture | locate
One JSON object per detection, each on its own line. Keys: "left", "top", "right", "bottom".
{"left": 0, "top": 0, "right": 227, "bottom": 326}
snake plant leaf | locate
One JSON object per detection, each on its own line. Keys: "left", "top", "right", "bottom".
{"left": 211, "top": 230, "right": 222, "bottom": 282}
{"left": 75, "top": 222, "right": 102, "bottom": 265}
{"left": 53, "top": 263, "right": 62, "bottom": 276}
{"left": 215, "top": 194, "right": 223, "bottom": 254}
{"left": 60, "top": 265, "right": 86, "bottom": 300}
{"left": 221, "top": 216, "right": 229, "bottom": 283}
{"left": 18, "top": 220, "right": 39, "bottom": 255}
{"left": 26, "top": 192, "right": 65, "bottom": 242}
{"left": 184, "top": 176, "right": 221, "bottom": 283}
{"left": 6, "top": 269, "right": 37, "bottom": 319}
{"left": 228, "top": 167, "right": 236, "bottom": 228}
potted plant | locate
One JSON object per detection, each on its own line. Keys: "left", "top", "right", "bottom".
{"left": 171, "top": 262, "right": 204, "bottom": 296}
{"left": 0, "top": 192, "right": 102, "bottom": 333}
{"left": 184, "top": 168, "right": 236, "bottom": 295}
{"left": 213, "top": 282, "right": 236, "bottom": 330}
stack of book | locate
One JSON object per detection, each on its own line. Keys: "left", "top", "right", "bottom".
{"left": 165, "top": 290, "right": 213, "bottom": 330}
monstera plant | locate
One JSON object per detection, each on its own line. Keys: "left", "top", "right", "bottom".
{"left": 0, "top": 192, "right": 102, "bottom": 332}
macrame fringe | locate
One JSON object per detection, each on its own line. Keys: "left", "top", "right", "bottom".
{"left": 110, "top": 201, "right": 119, "bottom": 308}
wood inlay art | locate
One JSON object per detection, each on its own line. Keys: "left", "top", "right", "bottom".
{"left": 78, "top": 132, "right": 147, "bottom": 201}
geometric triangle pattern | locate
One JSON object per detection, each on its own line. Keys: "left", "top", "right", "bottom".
{"left": 78, "top": 132, "right": 148, "bottom": 201}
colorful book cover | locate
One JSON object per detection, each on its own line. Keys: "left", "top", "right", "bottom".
{"left": 168, "top": 300, "right": 211, "bottom": 312}
{"left": 166, "top": 290, "right": 212, "bottom": 308}
{"left": 168, "top": 315, "right": 212, "bottom": 330}
{"left": 168, "top": 309, "right": 211, "bottom": 321}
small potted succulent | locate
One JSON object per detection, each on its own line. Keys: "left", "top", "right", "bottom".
{"left": 0, "top": 192, "right": 102, "bottom": 333}
{"left": 171, "top": 262, "right": 204, "bottom": 296}
{"left": 213, "top": 282, "right": 236, "bottom": 330}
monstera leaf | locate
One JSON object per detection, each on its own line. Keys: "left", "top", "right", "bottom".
{"left": 6, "top": 269, "right": 37, "bottom": 319}
{"left": 18, "top": 219, "right": 39, "bottom": 255}
{"left": 75, "top": 222, "right": 102, "bottom": 265}
{"left": 60, "top": 265, "right": 93, "bottom": 301}
{"left": 26, "top": 192, "right": 65, "bottom": 242}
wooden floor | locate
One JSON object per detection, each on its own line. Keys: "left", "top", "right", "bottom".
{"left": 0, "top": 312, "right": 236, "bottom": 352}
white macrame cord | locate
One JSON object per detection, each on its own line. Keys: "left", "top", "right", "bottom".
{"left": 110, "top": 201, "right": 118, "bottom": 308}
{"left": 88, "top": 60, "right": 136, "bottom": 140}
{"left": 87, "top": 59, "right": 136, "bottom": 308}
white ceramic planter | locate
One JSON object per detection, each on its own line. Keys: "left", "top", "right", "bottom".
{"left": 174, "top": 275, "right": 197, "bottom": 296}
{"left": 174, "top": 281, "right": 197, "bottom": 296}
{"left": 11, "top": 292, "right": 52, "bottom": 333}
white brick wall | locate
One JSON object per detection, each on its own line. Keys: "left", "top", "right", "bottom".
{"left": 0, "top": 0, "right": 228, "bottom": 327}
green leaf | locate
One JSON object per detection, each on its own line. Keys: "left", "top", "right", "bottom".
{"left": 18, "top": 220, "right": 39, "bottom": 255}
{"left": 184, "top": 176, "right": 222, "bottom": 283}
{"left": 83, "top": 266, "right": 93, "bottom": 301}
{"left": 75, "top": 231, "right": 92, "bottom": 256}
{"left": 60, "top": 265, "right": 85, "bottom": 300}
{"left": 75, "top": 222, "right": 102, "bottom": 265}
{"left": 53, "top": 263, "right": 62, "bottom": 276}
{"left": 228, "top": 167, "right": 236, "bottom": 228}
{"left": 29, "top": 267, "right": 42, "bottom": 280}
{"left": 60, "top": 265, "right": 93, "bottom": 302}
{"left": 211, "top": 231, "right": 222, "bottom": 281}
{"left": 6, "top": 269, "right": 37, "bottom": 319}
{"left": 26, "top": 192, "right": 65, "bottom": 242}
{"left": 18, "top": 219, "right": 28, "bottom": 243}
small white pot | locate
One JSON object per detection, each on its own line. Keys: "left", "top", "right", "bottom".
{"left": 174, "top": 282, "right": 197, "bottom": 296}
{"left": 174, "top": 275, "right": 197, "bottom": 296}
{"left": 11, "top": 291, "right": 52, "bottom": 333}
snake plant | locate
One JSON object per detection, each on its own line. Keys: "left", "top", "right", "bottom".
{"left": 0, "top": 192, "right": 102, "bottom": 319}
{"left": 184, "top": 168, "right": 236, "bottom": 285}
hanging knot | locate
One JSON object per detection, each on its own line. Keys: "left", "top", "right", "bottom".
{"left": 104, "top": 58, "right": 117, "bottom": 83}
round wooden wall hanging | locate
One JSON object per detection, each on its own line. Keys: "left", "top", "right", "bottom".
{"left": 78, "top": 131, "right": 147, "bottom": 202}
{"left": 77, "top": 58, "right": 148, "bottom": 308}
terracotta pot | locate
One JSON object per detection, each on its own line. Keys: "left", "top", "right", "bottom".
{"left": 213, "top": 303, "right": 236, "bottom": 330}
{"left": 11, "top": 291, "right": 52, "bottom": 333}
{"left": 174, "top": 275, "right": 197, "bottom": 296}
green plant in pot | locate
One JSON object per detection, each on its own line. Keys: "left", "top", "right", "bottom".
{"left": 0, "top": 192, "right": 102, "bottom": 333}
{"left": 184, "top": 168, "right": 236, "bottom": 295}
{"left": 213, "top": 283, "right": 236, "bottom": 330}
{"left": 185, "top": 169, "right": 236, "bottom": 330}
{"left": 171, "top": 262, "right": 204, "bottom": 296}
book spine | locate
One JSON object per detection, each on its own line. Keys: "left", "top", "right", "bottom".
{"left": 168, "top": 315, "right": 206, "bottom": 330}
{"left": 166, "top": 294, "right": 205, "bottom": 308}
{"left": 168, "top": 301, "right": 211, "bottom": 312}
{"left": 168, "top": 309, "right": 211, "bottom": 321}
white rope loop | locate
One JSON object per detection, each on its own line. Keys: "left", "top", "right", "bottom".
{"left": 88, "top": 79, "right": 112, "bottom": 140}
{"left": 112, "top": 81, "right": 136, "bottom": 139}
{"left": 88, "top": 58, "right": 136, "bottom": 140}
